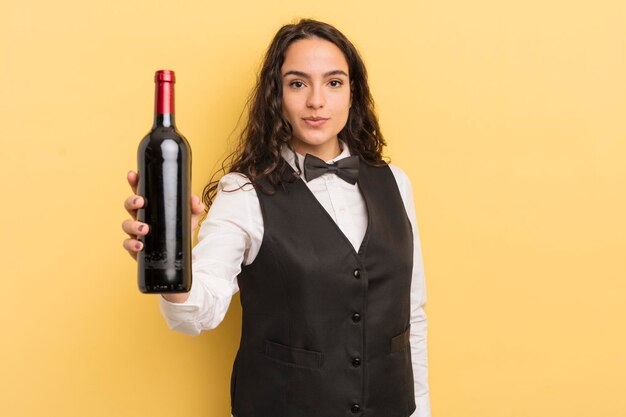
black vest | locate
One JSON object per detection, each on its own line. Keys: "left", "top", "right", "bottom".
{"left": 231, "top": 160, "right": 416, "bottom": 417}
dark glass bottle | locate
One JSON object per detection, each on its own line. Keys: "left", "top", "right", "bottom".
{"left": 137, "top": 70, "right": 192, "bottom": 293}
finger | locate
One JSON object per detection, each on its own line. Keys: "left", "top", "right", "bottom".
{"left": 122, "top": 219, "right": 150, "bottom": 237}
{"left": 123, "top": 238, "right": 143, "bottom": 260}
{"left": 191, "top": 195, "right": 205, "bottom": 214}
{"left": 127, "top": 171, "right": 139, "bottom": 195}
{"left": 124, "top": 195, "right": 145, "bottom": 218}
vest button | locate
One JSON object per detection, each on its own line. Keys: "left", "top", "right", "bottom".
{"left": 351, "top": 404, "right": 361, "bottom": 413}
{"left": 351, "top": 312, "right": 361, "bottom": 323}
{"left": 352, "top": 357, "right": 361, "bottom": 367}
{"left": 353, "top": 269, "right": 361, "bottom": 278}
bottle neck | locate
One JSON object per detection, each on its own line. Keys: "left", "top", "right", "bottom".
{"left": 154, "top": 113, "right": 175, "bottom": 127}
{"left": 153, "top": 80, "right": 176, "bottom": 128}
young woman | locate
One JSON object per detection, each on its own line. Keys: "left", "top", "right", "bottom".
{"left": 122, "top": 19, "right": 430, "bottom": 417}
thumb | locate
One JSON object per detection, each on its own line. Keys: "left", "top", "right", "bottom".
{"left": 191, "top": 195, "right": 205, "bottom": 214}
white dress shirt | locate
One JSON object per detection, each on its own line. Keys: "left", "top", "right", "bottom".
{"left": 159, "top": 141, "right": 431, "bottom": 417}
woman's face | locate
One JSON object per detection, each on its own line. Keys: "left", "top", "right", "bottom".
{"left": 281, "top": 37, "right": 351, "bottom": 160}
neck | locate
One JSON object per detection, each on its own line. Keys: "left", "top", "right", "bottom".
{"left": 153, "top": 73, "right": 176, "bottom": 128}
{"left": 153, "top": 113, "right": 176, "bottom": 128}
{"left": 292, "top": 138, "right": 342, "bottom": 161}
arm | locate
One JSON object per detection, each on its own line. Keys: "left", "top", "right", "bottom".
{"left": 159, "top": 173, "right": 262, "bottom": 336}
{"left": 389, "top": 164, "right": 431, "bottom": 417}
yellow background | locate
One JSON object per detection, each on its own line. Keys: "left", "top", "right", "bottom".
{"left": 1, "top": 0, "right": 625, "bottom": 416}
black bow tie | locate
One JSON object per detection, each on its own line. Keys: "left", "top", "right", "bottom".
{"left": 303, "top": 154, "right": 360, "bottom": 184}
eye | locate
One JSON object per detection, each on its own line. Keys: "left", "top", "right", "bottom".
{"left": 329, "top": 79, "right": 343, "bottom": 88}
{"left": 289, "top": 81, "right": 305, "bottom": 89}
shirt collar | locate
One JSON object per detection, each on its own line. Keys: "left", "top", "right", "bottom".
{"left": 280, "top": 140, "right": 353, "bottom": 179}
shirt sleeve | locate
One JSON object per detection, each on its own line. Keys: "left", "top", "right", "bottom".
{"left": 389, "top": 164, "right": 431, "bottom": 417}
{"left": 158, "top": 172, "right": 263, "bottom": 336}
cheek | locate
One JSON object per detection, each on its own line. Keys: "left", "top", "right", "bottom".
{"left": 281, "top": 94, "right": 298, "bottom": 119}
{"left": 337, "top": 92, "right": 351, "bottom": 109}
{"left": 340, "top": 96, "right": 351, "bottom": 124}
{"left": 338, "top": 96, "right": 351, "bottom": 117}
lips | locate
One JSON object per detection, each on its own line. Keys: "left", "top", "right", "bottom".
{"left": 303, "top": 117, "right": 329, "bottom": 127}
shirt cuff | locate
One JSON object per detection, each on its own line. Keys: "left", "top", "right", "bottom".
{"left": 158, "top": 280, "right": 203, "bottom": 328}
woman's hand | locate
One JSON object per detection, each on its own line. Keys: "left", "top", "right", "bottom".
{"left": 122, "top": 170, "right": 205, "bottom": 261}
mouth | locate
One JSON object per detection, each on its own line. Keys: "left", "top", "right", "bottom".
{"left": 302, "top": 117, "right": 329, "bottom": 127}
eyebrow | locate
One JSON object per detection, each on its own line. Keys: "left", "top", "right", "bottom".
{"left": 282, "top": 70, "right": 349, "bottom": 78}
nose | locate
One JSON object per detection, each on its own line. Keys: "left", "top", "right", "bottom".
{"left": 306, "top": 84, "right": 325, "bottom": 109}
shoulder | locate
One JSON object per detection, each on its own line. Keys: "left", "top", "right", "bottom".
{"left": 387, "top": 163, "right": 413, "bottom": 192}
{"left": 208, "top": 172, "right": 260, "bottom": 221}
{"left": 385, "top": 163, "right": 415, "bottom": 213}
{"left": 199, "top": 172, "right": 262, "bottom": 242}
{"left": 361, "top": 161, "right": 413, "bottom": 197}
{"left": 217, "top": 172, "right": 257, "bottom": 193}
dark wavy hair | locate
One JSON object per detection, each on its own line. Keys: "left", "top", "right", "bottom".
{"left": 201, "top": 18, "right": 387, "bottom": 213}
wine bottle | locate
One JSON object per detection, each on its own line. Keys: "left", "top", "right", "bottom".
{"left": 137, "top": 69, "right": 192, "bottom": 293}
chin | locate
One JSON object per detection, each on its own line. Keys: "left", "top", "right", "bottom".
{"left": 298, "top": 134, "right": 336, "bottom": 146}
